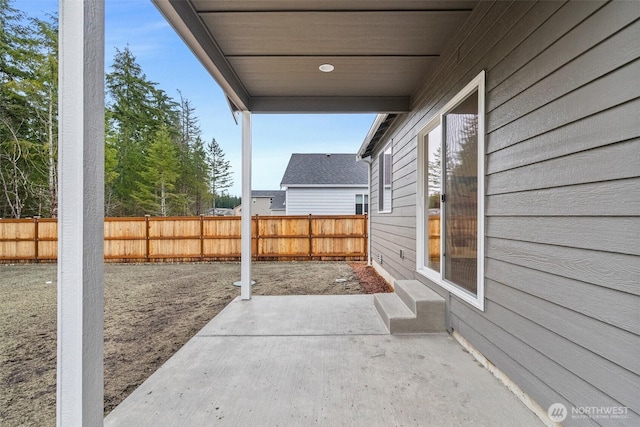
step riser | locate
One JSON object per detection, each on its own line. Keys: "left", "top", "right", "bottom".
{"left": 390, "top": 317, "right": 443, "bottom": 334}
{"left": 395, "top": 283, "right": 417, "bottom": 314}
{"left": 374, "top": 295, "right": 391, "bottom": 330}
{"left": 374, "top": 280, "right": 446, "bottom": 334}
{"left": 374, "top": 293, "right": 414, "bottom": 332}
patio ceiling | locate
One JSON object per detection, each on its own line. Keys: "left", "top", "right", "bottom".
{"left": 152, "top": 0, "right": 477, "bottom": 113}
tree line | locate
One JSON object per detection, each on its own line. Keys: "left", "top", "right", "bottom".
{"left": 0, "top": 0, "right": 238, "bottom": 218}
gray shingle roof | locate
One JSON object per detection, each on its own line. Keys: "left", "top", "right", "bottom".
{"left": 280, "top": 153, "right": 368, "bottom": 186}
{"left": 251, "top": 190, "right": 283, "bottom": 198}
{"left": 269, "top": 191, "right": 286, "bottom": 210}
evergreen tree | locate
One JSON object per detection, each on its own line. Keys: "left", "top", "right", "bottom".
{"left": 0, "top": 1, "right": 28, "bottom": 217}
{"left": 0, "top": 0, "right": 30, "bottom": 126}
{"left": 0, "top": 3, "right": 232, "bottom": 218}
{"left": 104, "top": 134, "right": 120, "bottom": 216}
{"left": 214, "top": 193, "right": 241, "bottom": 209}
{"left": 189, "top": 135, "right": 211, "bottom": 214}
{"left": 445, "top": 113, "right": 478, "bottom": 214}
{"left": 427, "top": 145, "right": 441, "bottom": 210}
{"left": 0, "top": 2, "right": 57, "bottom": 217}
{"left": 105, "top": 46, "right": 177, "bottom": 215}
{"left": 174, "top": 91, "right": 209, "bottom": 215}
{"left": 132, "top": 125, "right": 179, "bottom": 216}
{"left": 207, "top": 138, "right": 233, "bottom": 211}
{"left": 24, "top": 15, "right": 58, "bottom": 216}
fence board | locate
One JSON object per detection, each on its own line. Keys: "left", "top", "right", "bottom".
{"left": 0, "top": 215, "right": 367, "bottom": 263}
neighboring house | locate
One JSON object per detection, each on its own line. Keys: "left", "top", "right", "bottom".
{"left": 269, "top": 191, "right": 286, "bottom": 215}
{"left": 280, "top": 153, "right": 368, "bottom": 215}
{"left": 207, "top": 208, "right": 234, "bottom": 216}
{"left": 234, "top": 190, "right": 285, "bottom": 216}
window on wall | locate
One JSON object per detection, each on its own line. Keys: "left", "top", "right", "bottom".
{"left": 378, "top": 144, "right": 392, "bottom": 212}
{"left": 417, "top": 71, "right": 485, "bottom": 311}
{"left": 355, "top": 194, "right": 369, "bottom": 215}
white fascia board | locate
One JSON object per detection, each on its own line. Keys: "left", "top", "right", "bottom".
{"left": 357, "top": 113, "right": 388, "bottom": 159}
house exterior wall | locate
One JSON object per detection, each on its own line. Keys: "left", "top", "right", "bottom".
{"left": 285, "top": 187, "right": 368, "bottom": 215}
{"left": 369, "top": 1, "right": 640, "bottom": 424}
{"left": 250, "top": 197, "right": 272, "bottom": 216}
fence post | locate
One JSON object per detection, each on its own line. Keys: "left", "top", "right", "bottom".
{"left": 199, "top": 214, "right": 204, "bottom": 260}
{"left": 308, "top": 214, "right": 313, "bottom": 260}
{"left": 254, "top": 214, "right": 260, "bottom": 260}
{"left": 145, "top": 215, "right": 150, "bottom": 262}
{"left": 364, "top": 213, "right": 368, "bottom": 260}
{"left": 34, "top": 217, "right": 39, "bottom": 263}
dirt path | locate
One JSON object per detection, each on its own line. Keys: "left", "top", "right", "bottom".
{"left": 0, "top": 261, "right": 390, "bottom": 427}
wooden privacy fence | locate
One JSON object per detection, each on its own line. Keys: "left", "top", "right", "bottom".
{"left": 427, "top": 214, "right": 479, "bottom": 263}
{"left": 0, "top": 215, "right": 368, "bottom": 263}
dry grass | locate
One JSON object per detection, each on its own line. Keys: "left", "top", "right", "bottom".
{"left": 0, "top": 261, "right": 389, "bottom": 427}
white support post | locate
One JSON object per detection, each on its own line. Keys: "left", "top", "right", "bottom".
{"left": 57, "top": 1, "right": 105, "bottom": 426}
{"left": 367, "top": 161, "right": 372, "bottom": 266}
{"left": 241, "top": 111, "right": 252, "bottom": 300}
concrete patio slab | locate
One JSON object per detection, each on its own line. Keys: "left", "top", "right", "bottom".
{"left": 105, "top": 295, "right": 542, "bottom": 426}
{"left": 199, "top": 295, "right": 388, "bottom": 336}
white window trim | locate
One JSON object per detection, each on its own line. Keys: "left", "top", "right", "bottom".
{"left": 355, "top": 193, "right": 368, "bottom": 215}
{"left": 416, "top": 70, "right": 486, "bottom": 311}
{"left": 378, "top": 143, "right": 393, "bottom": 214}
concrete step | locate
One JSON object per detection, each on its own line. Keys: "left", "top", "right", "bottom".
{"left": 374, "top": 293, "right": 415, "bottom": 333}
{"left": 374, "top": 280, "right": 446, "bottom": 334}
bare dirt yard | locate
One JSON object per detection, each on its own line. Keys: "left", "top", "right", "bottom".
{"left": 0, "top": 261, "right": 390, "bottom": 427}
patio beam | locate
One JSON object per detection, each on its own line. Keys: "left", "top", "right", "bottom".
{"left": 57, "top": 0, "right": 105, "bottom": 426}
{"left": 250, "top": 96, "right": 411, "bottom": 114}
{"left": 241, "top": 111, "right": 252, "bottom": 300}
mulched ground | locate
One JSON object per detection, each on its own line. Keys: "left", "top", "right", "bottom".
{"left": 349, "top": 262, "right": 393, "bottom": 293}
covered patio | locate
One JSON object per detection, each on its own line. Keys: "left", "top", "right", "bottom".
{"left": 104, "top": 295, "right": 541, "bottom": 426}
{"left": 56, "top": 1, "right": 549, "bottom": 425}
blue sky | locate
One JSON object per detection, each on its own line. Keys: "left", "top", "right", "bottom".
{"left": 18, "top": 0, "right": 376, "bottom": 196}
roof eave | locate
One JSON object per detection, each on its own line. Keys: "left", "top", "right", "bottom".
{"left": 152, "top": 0, "right": 250, "bottom": 111}
{"left": 358, "top": 113, "right": 398, "bottom": 159}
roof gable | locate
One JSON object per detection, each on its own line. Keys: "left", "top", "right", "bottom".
{"left": 281, "top": 153, "right": 368, "bottom": 186}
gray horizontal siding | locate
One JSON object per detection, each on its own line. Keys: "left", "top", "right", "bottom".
{"left": 487, "top": 216, "right": 640, "bottom": 256}
{"left": 487, "top": 59, "right": 640, "bottom": 153}
{"left": 368, "top": 0, "right": 640, "bottom": 423}
{"left": 483, "top": 299, "right": 639, "bottom": 411}
{"left": 488, "top": 281, "right": 640, "bottom": 376}
{"left": 485, "top": 258, "right": 640, "bottom": 336}
{"left": 486, "top": 178, "right": 640, "bottom": 216}
{"left": 452, "top": 315, "right": 603, "bottom": 427}
{"left": 487, "top": 238, "right": 640, "bottom": 295}
{"left": 485, "top": 1, "right": 604, "bottom": 92}
{"left": 487, "top": 0, "right": 637, "bottom": 113}
{"left": 487, "top": 98, "right": 640, "bottom": 174}
{"left": 487, "top": 139, "right": 640, "bottom": 195}
{"left": 452, "top": 304, "right": 639, "bottom": 427}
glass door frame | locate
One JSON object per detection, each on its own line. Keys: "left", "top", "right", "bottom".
{"left": 416, "top": 70, "right": 486, "bottom": 311}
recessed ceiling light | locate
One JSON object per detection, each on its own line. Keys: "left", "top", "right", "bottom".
{"left": 319, "top": 63, "right": 335, "bottom": 73}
